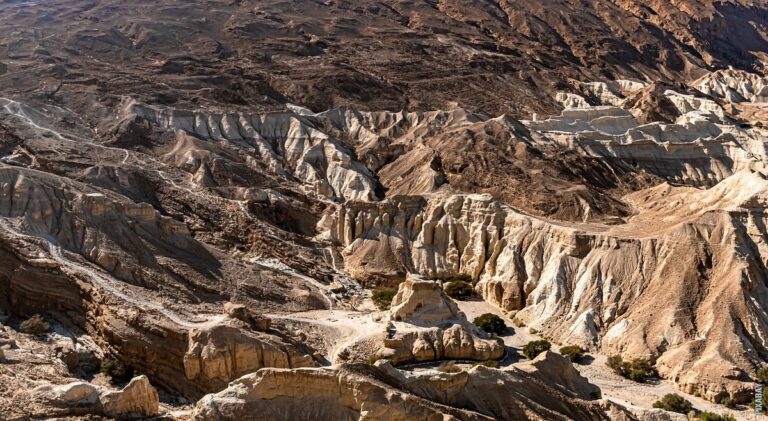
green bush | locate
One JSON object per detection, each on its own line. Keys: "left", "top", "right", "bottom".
{"left": 606, "top": 355, "right": 657, "bottom": 382}
{"left": 652, "top": 393, "right": 693, "bottom": 414}
{"left": 20, "top": 314, "right": 50, "bottom": 335}
{"left": 606, "top": 355, "right": 623, "bottom": 372}
{"left": 100, "top": 358, "right": 134, "bottom": 385}
{"left": 473, "top": 313, "right": 506, "bottom": 335}
{"left": 522, "top": 339, "right": 551, "bottom": 359}
{"left": 444, "top": 281, "right": 474, "bottom": 300}
{"left": 698, "top": 412, "right": 736, "bottom": 421}
{"left": 474, "top": 360, "right": 499, "bottom": 368}
{"left": 446, "top": 273, "right": 472, "bottom": 283}
{"left": 718, "top": 396, "right": 736, "bottom": 409}
{"left": 372, "top": 288, "right": 397, "bottom": 310}
{"left": 560, "top": 345, "right": 586, "bottom": 362}
{"left": 757, "top": 366, "right": 768, "bottom": 385}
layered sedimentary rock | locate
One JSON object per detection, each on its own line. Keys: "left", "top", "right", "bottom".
{"left": 33, "top": 375, "right": 160, "bottom": 419}
{"left": 328, "top": 170, "right": 768, "bottom": 400}
{"left": 336, "top": 278, "right": 504, "bottom": 364}
{"left": 183, "top": 319, "right": 316, "bottom": 392}
{"left": 194, "top": 362, "right": 607, "bottom": 421}
{"left": 377, "top": 352, "right": 603, "bottom": 420}
{"left": 125, "top": 100, "right": 379, "bottom": 202}
{"left": 526, "top": 104, "right": 768, "bottom": 187}
{"left": 193, "top": 366, "right": 490, "bottom": 421}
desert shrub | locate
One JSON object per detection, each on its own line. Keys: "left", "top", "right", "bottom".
{"left": 436, "top": 361, "right": 463, "bottom": 373}
{"left": 446, "top": 273, "right": 472, "bottom": 283}
{"left": 652, "top": 393, "right": 693, "bottom": 414}
{"left": 527, "top": 327, "right": 538, "bottom": 334}
{"left": 473, "top": 313, "right": 506, "bottom": 335}
{"left": 698, "top": 412, "right": 736, "bottom": 421}
{"left": 474, "top": 360, "right": 499, "bottom": 368}
{"left": 372, "top": 288, "right": 397, "bottom": 310}
{"left": 606, "top": 355, "right": 657, "bottom": 382}
{"left": 100, "top": 358, "right": 134, "bottom": 384}
{"left": 20, "top": 314, "right": 50, "bottom": 335}
{"left": 560, "top": 345, "right": 586, "bottom": 362}
{"left": 444, "top": 281, "right": 474, "bottom": 300}
{"left": 756, "top": 366, "right": 768, "bottom": 385}
{"left": 718, "top": 396, "right": 736, "bottom": 409}
{"left": 606, "top": 355, "right": 624, "bottom": 372}
{"left": 522, "top": 339, "right": 551, "bottom": 359}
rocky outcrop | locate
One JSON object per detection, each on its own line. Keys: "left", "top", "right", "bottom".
{"left": 328, "top": 171, "right": 768, "bottom": 400}
{"left": 380, "top": 278, "right": 503, "bottom": 364}
{"left": 375, "top": 356, "right": 604, "bottom": 420}
{"left": 100, "top": 375, "right": 159, "bottom": 419}
{"left": 389, "top": 278, "right": 463, "bottom": 325}
{"left": 126, "top": 100, "right": 379, "bottom": 202}
{"left": 525, "top": 103, "right": 767, "bottom": 187}
{"left": 183, "top": 319, "right": 316, "bottom": 392}
{"left": 695, "top": 69, "right": 768, "bottom": 103}
{"left": 516, "top": 351, "right": 601, "bottom": 401}
{"left": 193, "top": 366, "right": 489, "bottom": 421}
{"left": 33, "top": 375, "right": 159, "bottom": 419}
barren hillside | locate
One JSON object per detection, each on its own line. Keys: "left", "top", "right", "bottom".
{"left": 2, "top": 0, "right": 768, "bottom": 420}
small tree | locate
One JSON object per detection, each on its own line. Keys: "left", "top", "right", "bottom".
{"left": 473, "top": 313, "right": 506, "bottom": 335}
{"left": 444, "top": 281, "right": 474, "bottom": 300}
{"left": 606, "top": 355, "right": 623, "bottom": 373}
{"left": 372, "top": 288, "right": 397, "bottom": 310}
{"left": 522, "top": 339, "right": 551, "bottom": 359}
{"left": 560, "top": 345, "right": 586, "bottom": 362}
{"left": 652, "top": 393, "right": 693, "bottom": 414}
{"left": 606, "top": 355, "right": 657, "bottom": 382}
{"left": 20, "top": 314, "right": 50, "bottom": 335}
{"left": 698, "top": 412, "right": 736, "bottom": 421}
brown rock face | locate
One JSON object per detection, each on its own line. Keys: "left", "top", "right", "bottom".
{"left": 100, "top": 375, "right": 160, "bottom": 419}
{"left": 193, "top": 366, "right": 489, "bottom": 421}
{"left": 4, "top": 0, "right": 768, "bottom": 416}
{"left": 183, "top": 320, "right": 316, "bottom": 392}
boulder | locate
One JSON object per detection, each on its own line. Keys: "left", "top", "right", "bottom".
{"left": 99, "top": 375, "right": 159, "bottom": 418}
{"left": 223, "top": 302, "right": 270, "bottom": 331}
{"left": 389, "top": 277, "right": 462, "bottom": 325}
{"left": 33, "top": 381, "right": 100, "bottom": 407}
{"left": 516, "top": 351, "right": 601, "bottom": 400}
{"left": 183, "top": 319, "right": 315, "bottom": 392}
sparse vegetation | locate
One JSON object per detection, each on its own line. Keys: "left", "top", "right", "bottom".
{"left": 559, "top": 345, "right": 586, "bottom": 362}
{"left": 527, "top": 327, "right": 538, "bottom": 334}
{"left": 436, "top": 361, "right": 463, "bottom": 373}
{"left": 606, "top": 355, "right": 657, "bottom": 382}
{"left": 474, "top": 360, "right": 499, "bottom": 368}
{"left": 652, "top": 393, "right": 693, "bottom": 414}
{"left": 473, "top": 313, "right": 506, "bottom": 335}
{"left": 756, "top": 366, "right": 768, "bottom": 385}
{"left": 522, "top": 339, "right": 551, "bottom": 359}
{"left": 718, "top": 396, "right": 736, "bottom": 409}
{"left": 446, "top": 273, "right": 472, "bottom": 283}
{"left": 372, "top": 288, "right": 397, "bottom": 310}
{"left": 444, "top": 281, "right": 474, "bottom": 300}
{"left": 100, "top": 357, "right": 134, "bottom": 385}
{"left": 20, "top": 314, "right": 50, "bottom": 335}
{"left": 698, "top": 412, "right": 736, "bottom": 421}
